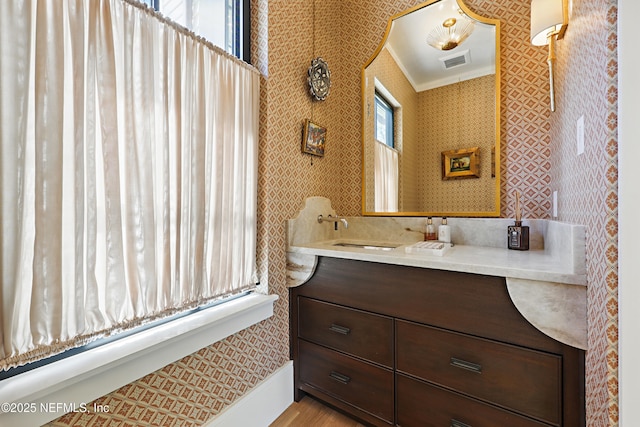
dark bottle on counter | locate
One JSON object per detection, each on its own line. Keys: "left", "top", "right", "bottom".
{"left": 508, "top": 191, "right": 529, "bottom": 250}
{"left": 508, "top": 220, "right": 529, "bottom": 250}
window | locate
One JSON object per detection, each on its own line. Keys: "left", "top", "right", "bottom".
{"left": 375, "top": 92, "right": 395, "bottom": 148}
{"left": 1, "top": 0, "right": 259, "bottom": 373}
{"left": 144, "top": 0, "right": 250, "bottom": 62}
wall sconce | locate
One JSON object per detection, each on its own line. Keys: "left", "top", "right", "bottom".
{"left": 530, "top": 0, "right": 569, "bottom": 112}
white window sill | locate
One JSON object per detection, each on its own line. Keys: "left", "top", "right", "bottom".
{"left": 0, "top": 292, "right": 278, "bottom": 427}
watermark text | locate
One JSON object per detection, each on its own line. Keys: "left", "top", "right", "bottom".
{"left": 1, "top": 401, "right": 110, "bottom": 414}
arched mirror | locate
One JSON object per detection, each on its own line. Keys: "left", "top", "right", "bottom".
{"left": 362, "top": 0, "right": 501, "bottom": 217}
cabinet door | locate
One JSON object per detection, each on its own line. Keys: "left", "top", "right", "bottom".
{"left": 397, "top": 374, "right": 552, "bottom": 427}
{"left": 298, "top": 340, "right": 394, "bottom": 424}
{"left": 396, "top": 320, "right": 561, "bottom": 425}
{"left": 298, "top": 297, "right": 393, "bottom": 367}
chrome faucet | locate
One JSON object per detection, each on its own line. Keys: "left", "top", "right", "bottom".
{"left": 317, "top": 214, "right": 348, "bottom": 230}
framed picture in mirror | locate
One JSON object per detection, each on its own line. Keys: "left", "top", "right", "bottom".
{"left": 302, "top": 119, "right": 326, "bottom": 157}
{"left": 442, "top": 147, "right": 480, "bottom": 180}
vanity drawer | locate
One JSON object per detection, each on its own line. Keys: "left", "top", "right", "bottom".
{"left": 298, "top": 339, "right": 394, "bottom": 423}
{"left": 298, "top": 297, "right": 393, "bottom": 367}
{"left": 396, "top": 320, "right": 561, "bottom": 425}
{"left": 299, "top": 257, "right": 562, "bottom": 353}
{"left": 396, "top": 374, "right": 552, "bottom": 427}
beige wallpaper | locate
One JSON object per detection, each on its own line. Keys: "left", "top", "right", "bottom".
{"left": 418, "top": 75, "right": 497, "bottom": 213}
{"left": 551, "top": 0, "right": 619, "bottom": 424}
{"left": 51, "top": 0, "right": 619, "bottom": 426}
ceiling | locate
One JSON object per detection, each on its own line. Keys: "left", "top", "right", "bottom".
{"left": 385, "top": 0, "right": 496, "bottom": 91}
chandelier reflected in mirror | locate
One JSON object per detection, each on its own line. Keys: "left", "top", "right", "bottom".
{"left": 426, "top": 16, "right": 475, "bottom": 51}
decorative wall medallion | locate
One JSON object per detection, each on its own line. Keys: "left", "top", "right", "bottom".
{"left": 308, "top": 57, "right": 331, "bottom": 100}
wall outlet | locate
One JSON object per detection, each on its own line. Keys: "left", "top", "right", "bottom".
{"left": 577, "top": 115, "right": 585, "bottom": 155}
{"left": 552, "top": 190, "right": 558, "bottom": 218}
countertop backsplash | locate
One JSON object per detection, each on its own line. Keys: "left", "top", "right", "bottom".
{"left": 287, "top": 198, "right": 585, "bottom": 274}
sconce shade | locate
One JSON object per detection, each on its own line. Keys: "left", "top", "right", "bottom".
{"left": 531, "top": 0, "right": 564, "bottom": 46}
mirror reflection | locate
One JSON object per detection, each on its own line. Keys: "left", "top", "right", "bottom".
{"left": 362, "top": 0, "right": 501, "bottom": 216}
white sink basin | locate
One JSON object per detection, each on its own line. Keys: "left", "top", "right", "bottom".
{"left": 332, "top": 242, "right": 401, "bottom": 251}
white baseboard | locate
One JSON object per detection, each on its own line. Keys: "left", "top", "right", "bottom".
{"left": 206, "top": 360, "right": 294, "bottom": 427}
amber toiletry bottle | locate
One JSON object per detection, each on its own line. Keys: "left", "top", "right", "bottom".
{"left": 425, "top": 217, "right": 437, "bottom": 241}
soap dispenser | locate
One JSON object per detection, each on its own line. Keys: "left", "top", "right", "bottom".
{"left": 438, "top": 217, "right": 451, "bottom": 243}
{"left": 425, "top": 217, "right": 437, "bottom": 241}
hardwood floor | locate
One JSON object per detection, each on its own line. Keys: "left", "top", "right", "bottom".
{"left": 270, "top": 396, "right": 367, "bottom": 427}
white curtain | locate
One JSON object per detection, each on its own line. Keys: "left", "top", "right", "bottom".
{"left": 0, "top": 0, "right": 259, "bottom": 370}
{"left": 374, "top": 141, "right": 399, "bottom": 212}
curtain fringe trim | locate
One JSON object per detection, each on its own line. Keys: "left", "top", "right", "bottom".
{"left": 0, "top": 285, "right": 257, "bottom": 372}
{"left": 121, "top": 0, "right": 260, "bottom": 76}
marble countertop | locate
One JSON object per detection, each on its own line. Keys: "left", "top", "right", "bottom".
{"left": 288, "top": 239, "right": 586, "bottom": 286}
{"left": 285, "top": 197, "right": 588, "bottom": 349}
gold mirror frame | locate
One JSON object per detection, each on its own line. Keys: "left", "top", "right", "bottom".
{"left": 361, "top": 0, "right": 501, "bottom": 217}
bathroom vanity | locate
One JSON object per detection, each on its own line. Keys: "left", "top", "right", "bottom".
{"left": 291, "top": 257, "right": 583, "bottom": 426}
{"left": 287, "top": 198, "right": 586, "bottom": 427}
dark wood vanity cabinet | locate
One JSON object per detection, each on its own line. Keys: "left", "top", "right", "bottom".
{"left": 290, "top": 257, "right": 585, "bottom": 427}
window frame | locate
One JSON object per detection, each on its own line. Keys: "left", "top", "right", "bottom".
{"left": 240, "top": 0, "right": 251, "bottom": 63}
{"left": 146, "top": 0, "right": 251, "bottom": 63}
{"left": 374, "top": 91, "right": 395, "bottom": 149}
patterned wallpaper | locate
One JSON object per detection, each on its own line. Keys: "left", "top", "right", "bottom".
{"left": 50, "top": 0, "right": 618, "bottom": 426}
{"left": 418, "top": 75, "right": 497, "bottom": 213}
{"left": 551, "top": 0, "right": 619, "bottom": 424}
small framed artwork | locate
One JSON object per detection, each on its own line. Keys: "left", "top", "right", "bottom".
{"left": 442, "top": 147, "right": 480, "bottom": 180}
{"left": 302, "top": 119, "right": 326, "bottom": 157}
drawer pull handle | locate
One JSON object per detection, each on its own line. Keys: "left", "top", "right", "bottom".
{"left": 329, "top": 324, "right": 351, "bottom": 335}
{"left": 451, "top": 419, "right": 472, "bottom": 427}
{"left": 450, "top": 357, "right": 482, "bottom": 374}
{"left": 329, "top": 371, "right": 351, "bottom": 384}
